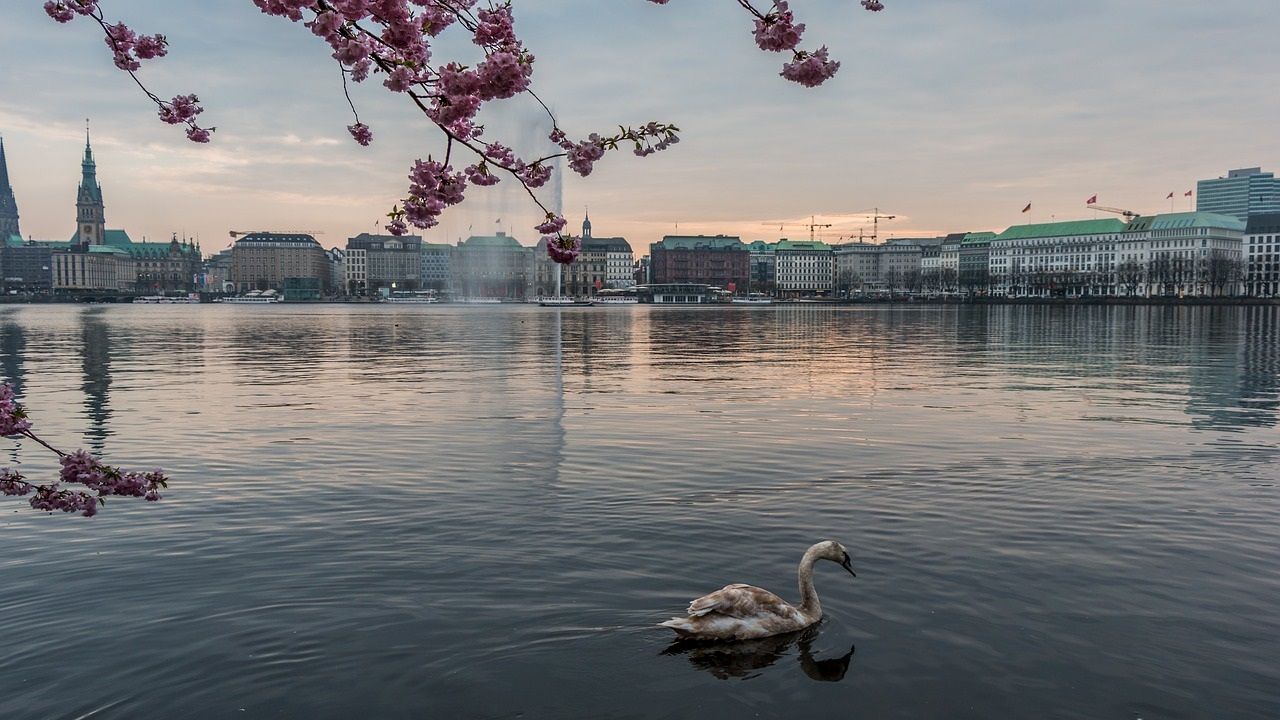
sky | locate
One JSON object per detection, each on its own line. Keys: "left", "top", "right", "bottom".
{"left": 1, "top": 0, "right": 1278, "bottom": 255}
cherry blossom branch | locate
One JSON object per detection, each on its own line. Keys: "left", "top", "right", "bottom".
{"left": 0, "top": 383, "right": 167, "bottom": 517}
{"left": 45, "top": 1, "right": 885, "bottom": 263}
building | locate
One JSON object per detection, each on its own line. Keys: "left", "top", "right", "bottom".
{"left": 53, "top": 128, "right": 135, "bottom": 292}
{"left": 420, "top": 242, "right": 452, "bottom": 292}
{"left": 0, "top": 137, "right": 20, "bottom": 244}
{"left": 452, "top": 232, "right": 531, "bottom": 299}
{"left": 129, "top": 233, "right": 203, "bottom": 293}
{"left": 958, "top": 232, "right": 996, "bottom": 293}
{"left": 745, "top": 240, "right": 776, "bottom": 295}
{"left": 2, "top": 242, "right": 53, "bottom": 291}
{"left": 229, "top": 232, "right": 329, "bottom": 294}
{"left": 832, "top": 239, "right": 927, "bottom": 295}
{"left": 563, "top": 215, "right": 634, "bottom": 295}
{"left": 325, "top": 247, "right": 345, "bottom": 295}
{"left": 989, "top": 213, "right": 1245, "bottom": 298}
{"left": 345, "top": 233, "right": 423, "bottom": 295}
{"left": 649, "top": 235, "right": 748, "bottom": 291}
{"left": 1244, "top": 213, "right": 1280, "bottom": 297}
{"left": 774, "top": 239, "right": 833, "bottom": 296}
{"left": 1196, "top": 168, "right": 1280, "bottom": 222}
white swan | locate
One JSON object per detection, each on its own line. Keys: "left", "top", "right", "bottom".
{"left": 660, "top": 540, "right": 856, "bottom": 641}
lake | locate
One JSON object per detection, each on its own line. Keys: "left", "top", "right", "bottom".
{"left": 1, "top": 303, "right": 1277, "bottom": 719}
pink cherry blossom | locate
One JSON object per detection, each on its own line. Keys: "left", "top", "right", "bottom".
{"left": 780, "top": 46, "right": 840, "bottom": 88}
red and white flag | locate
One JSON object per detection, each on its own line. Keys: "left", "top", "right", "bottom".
{"left": 1086, "top": 195, "right": 1097, "bottom": 205}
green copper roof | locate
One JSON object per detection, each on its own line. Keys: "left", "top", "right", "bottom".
{"left": 459, "top": 233, "right": 525, "bottom": 249}
{"left": 995, "top": 218, "right": 1126, "bottom": 241}
{"left": 657, "top": 235, "right": 745, "bottom": 251}
{"left": 961, "top": 232, "right": 996, "bottom": 245}
{"left": 775, "top": 240, "right": 832, "bottom": 251}
{"left": 1147, "top": 211, "right": 1245, "bottom": 231}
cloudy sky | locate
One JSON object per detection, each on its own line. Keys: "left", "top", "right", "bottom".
{"left": 1, "top": 0, "right": 1277, "bottom": 254}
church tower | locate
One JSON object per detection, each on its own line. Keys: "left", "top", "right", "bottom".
{"left": 582, "top": 210, "right": 592, "bottom": 239}
{"left": 0, "top": 135, "right": 20, "bottom": 242}
{"left": 75, "top": 121, "right": 106, "bottom": 248}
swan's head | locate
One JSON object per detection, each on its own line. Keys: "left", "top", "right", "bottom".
{"left": 817, "top": 540, "right": 856, "bottom": 577}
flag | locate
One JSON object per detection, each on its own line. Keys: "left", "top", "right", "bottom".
{"left": 495, "top": 218, "right": 501, "bottom": 224}
{"left": 1086, "top": 195, "right": 1097, "bottom": 205}
{"left": 1166, "top": 192, "right": 1174, "bottom": 199}
{"left": 1185, "top": 190, "right": 1193, "bottom": 197}
{"left": 1022, "top": 203, "right": 1031, "bottom": 213}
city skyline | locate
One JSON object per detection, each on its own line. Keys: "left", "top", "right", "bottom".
{"left": 1, "top": 1, "right": 1277, "bottom": 254}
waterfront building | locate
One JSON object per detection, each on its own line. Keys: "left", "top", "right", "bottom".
{"left": 633, "top": 255, "right": 651, "bottom": 286}
{"left": 420, "top": 242, "right": 452, "bottom": 293}
{"left": 774, "top": 239, "right": 833, "bottom": 296}
{"left": 204, "top": 248, "right": 234, "bottom": 293}
{"left": 0, "top": 137, "right": 20, "bottom": 244}
{"left": 990, "top": 219, "right": 1126, "bottom": 297}
{"left": 1196, "top": 168, "right": 1280, "bottom": 222}
{"left": 325, "top": 247, "right": 345, "bottom": 295}
{"left": 649, "top": 235, "right": 748, "bottom": 291}
{"left": 990, "top": 213, "right": 1245, "bottom": 298}
{"left": 345, "top": 233, "right": 423, "bottom": 295}
{"left": 958, "top": 232, "right": 996, "bottom": 294}
{"left": 1243, "top": 213, "right": 1280, "bottom": 297}
{"left": 1, "top": 242, "right": 52, "bottom": 291}
{"left": 53, "top": 128, "right": 135, "bottom": 292}
{"left": 546, "top": 215, "right": 635, "bottom": 296}
{"left": 229, "top": 232, "right": 329, "bottom": 294}
{"left": 832, "top": 239, "right": 926, "bottom": 295}
{"left": 452, "top": 232, "right": 531, "bottom": 299}
{"left": 939, "top": 233, "right": 964, "bottom": 274}
{"left": 745, "top": 240, "right": 776, "bottom": 296}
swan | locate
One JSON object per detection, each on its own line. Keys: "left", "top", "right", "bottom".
{"left": 659, "top": 540, "right": 856, "bottom": 641}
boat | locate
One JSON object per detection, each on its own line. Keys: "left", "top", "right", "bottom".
{"left": 594, "top": 296, "right": 638, "bottom": 305}
{"left": 217, "top": 290, "right": 282, "bottom": 304}
{"left": 732, "top": 292, "right": 774, "bottom": 305}
{"left": 134, "top": 293, "right": 201, "bottom": 304}
{"left": 538, "top": 296, "right": 594, "bottom": 307}
{"left": 453, "top": 297, "right": 502, "bottom": 304}
{"left": 384, "top": 290, "right": 439, "bottom": 304}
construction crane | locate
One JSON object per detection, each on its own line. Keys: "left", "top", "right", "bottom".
{"left": 1086, "top": 205, "right": 1138, "bottom": 220}
{"left": 228, "top": 229, "right": 325, "bottom": 238}
{"left": 867, "top": 207, "right": 896, "bottom": 243}
{"left": 763, "top": 215, "right": 833, "bottom": 242}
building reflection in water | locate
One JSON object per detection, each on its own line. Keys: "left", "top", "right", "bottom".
{"left": 79, "top": 307, "right": 113, "bottom": 453}
{"left": 0, "top": 308, "right": 26, "bottom": 465}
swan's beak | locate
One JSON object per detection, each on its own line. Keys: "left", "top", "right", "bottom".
{"left": 840, "top": 553, "right": 856, "bottom": 577}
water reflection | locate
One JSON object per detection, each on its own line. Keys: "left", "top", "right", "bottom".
{"left": 79, "top": 307, "right": 113, "bottom": 451}
{"left": 662, "top": 625, "right": 855, "bottom": 682}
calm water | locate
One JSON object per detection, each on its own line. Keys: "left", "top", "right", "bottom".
{"left": 1, "top": 303, "right": 1277, "bottom": 719}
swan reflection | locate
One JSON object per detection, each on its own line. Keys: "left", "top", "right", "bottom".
{"left": 662, "top": 625, "right": 854, "bottom": 682}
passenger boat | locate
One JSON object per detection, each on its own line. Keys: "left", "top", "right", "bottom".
{"left": 593, "top": 296, "right": 638, "bottom": 305}
{"left": 538, "top": 296, "right": 594, "bottom": 307}
{"left": 134, "top": 293, "right": 201, "bottom": 304}
{"left": 731, "top": 292, "right": 774, "bottom": 305}
{"left": 384, "top": 290, "right": 439, "bottom": 304}
{"left": 217, "top": 290, "right": 282, "bottom": 304}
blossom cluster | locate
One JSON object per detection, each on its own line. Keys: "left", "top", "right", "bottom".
{"left": 0, "top": 383, "right": 168, "bottom": 517}
{"left": 51, "top": 1, "right": 884, "bottom": 256}
{"left": 45, "top": 0, "right": 213, "bottom": 143}
{"left": 545, "top": 234, "right": 583, "bottom": 265}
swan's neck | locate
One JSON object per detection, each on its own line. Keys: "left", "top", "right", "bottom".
{"left": 796, "top": 545, "right": 823, "bottom": 619}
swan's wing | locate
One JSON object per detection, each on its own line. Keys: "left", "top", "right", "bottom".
{"left": 686, "top": 584, "right": 797, "bottom": 620}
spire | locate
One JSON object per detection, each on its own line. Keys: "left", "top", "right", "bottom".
{"left": 0, "top": 134, "right": 20, "bottom": 241}
{"left": 0, "top": 135, "right": 10, "bottom": 189}
{"left": 75, "top": 119, "right": 106, "bottom": 246}
{"left": 582, "top": 208, "right": 592, "bottom": 239}
{"left": 79, "top": 119, "right": 102, "bottom": 205}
